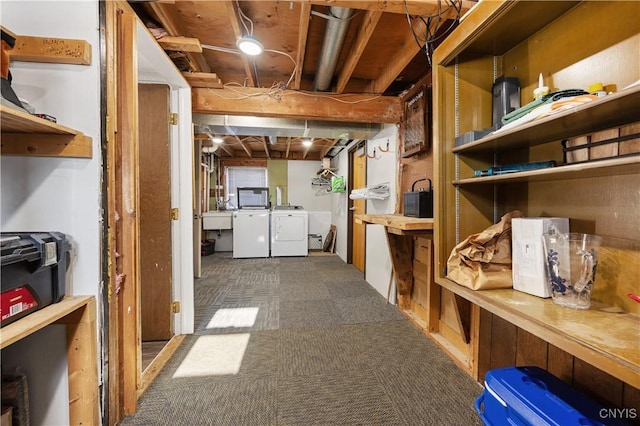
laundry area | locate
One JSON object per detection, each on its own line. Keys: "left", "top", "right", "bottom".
{"left": 2, "top": 1, "right": 639, "bottom": 425}
{"left": 199, "top": 160, "right": 337, "bottom": 259}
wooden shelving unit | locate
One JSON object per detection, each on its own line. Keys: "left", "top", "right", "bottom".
{"left": 438, "top": 277, "right": 640, "bottom": 388}
{"left": 432, "top": 0, "right": 640, "bottom": 406}
{"left": 451, "top": 84, "right": 640, "bottom": 155}
{"left": 0, "top": 296, "right": 99, "bottom": 424}
{"left": 0, "top": 104, "right": 92, "bottom": 158}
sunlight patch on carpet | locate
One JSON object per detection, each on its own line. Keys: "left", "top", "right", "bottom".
{"left": 206, "top": 307, "right": 259, "bottom": 329}
{"left": 172, "top": 334, "right": 250, "bottom": 377}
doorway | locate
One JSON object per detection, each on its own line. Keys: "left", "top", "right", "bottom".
{"left": 348, "top": 141, "right": 367, "bottom": 272}
{"left": 138, "top": 83, "right": 174, "bottom": 366}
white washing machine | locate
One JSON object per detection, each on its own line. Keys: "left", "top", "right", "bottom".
{"left": 232, "top": 209, "right": 270, "bottom": 258}
{"left": 270, "top": 208, "right": 308, "bottom": 257}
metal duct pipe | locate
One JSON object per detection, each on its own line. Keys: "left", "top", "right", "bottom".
{"left": 313, "top": 7, "right": 352, "bottom": 92}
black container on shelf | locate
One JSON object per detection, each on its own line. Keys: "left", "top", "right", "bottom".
{"left": 403, "top": 178, "right": 433, "bottom": 218}
{"left": 0, "top": 232, "right": 71, "bottom": 327}
{"left": 492, "top": 76, "right": 520, "bottom": 129}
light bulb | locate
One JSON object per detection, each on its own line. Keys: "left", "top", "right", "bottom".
{"left": 212, "top": 136, "right": 224, "bottom": 144}
{"left": 302, "top": 139, "right": 313, "bottom": 147}
{"left": 236, "top": 36, "right": 263, "bottom": 56}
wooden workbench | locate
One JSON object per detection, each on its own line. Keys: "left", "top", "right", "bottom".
{"left": 356, "top": 214, "right": 434, "bottom": 311}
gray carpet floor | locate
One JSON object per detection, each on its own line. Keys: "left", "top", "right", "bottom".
{"left": 121, "top": 252, "right": 483, "bottom": 425}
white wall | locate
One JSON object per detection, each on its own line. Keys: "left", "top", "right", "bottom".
{"left": 364, "top": 125, "right": 398, "bottom": 303}
{"left": 331, "top": 125, "right": 399, "bottom": 302}
{"left": 287, "top": 160, "right": 331, "bottom": 211}
{"left": 287, "top": 160, "right": 333, "bottom": 241}
{"left": 331, "top": 147, "right": 350, "bottom": 262}
{"left": 0, "top": 2, "right": 101, "bottom": 425}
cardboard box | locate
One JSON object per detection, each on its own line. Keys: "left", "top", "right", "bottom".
{"left": 512, "top": 217, "right": 569, "bottom": 298}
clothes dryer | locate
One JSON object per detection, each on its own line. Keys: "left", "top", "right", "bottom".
{"left": 270, "top": 209, "right": 308, "bottom": 257}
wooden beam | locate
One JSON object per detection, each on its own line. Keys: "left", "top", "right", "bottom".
{"left": 261, "top": 136, "right": 271, "bottom": 159}
{"left": 335, "top": 10, "right": 382, "bottom": 93}
{"left": 216, "top": 142, "right": 234, "bottom": 157}
{"left": 293, "top": 3, "right": 311, "bottom": 90}
{"left": 320, "top": 138, "right": 340, "bottom": 158}
{"left": 302, "top": 0, "right": 474, "bottom": 17}
{"left": 145, "top": 2, "right": 210, "bottom": 72}
{"left": 363, "top": 20, "right": 424, "bottom": 94}
{"left": 157, "top": 36, "right": 202, "bottom": 53}
{"left": 116, "top": 10, "right": 140, "bottom": 416}
{"left": 182, "top": 72, "right": 224, "bottom": 88}
{"left": 11, "top": 34, "right": 91, "bottom": 65}
{"left": 232, "top": 134, "right": 252, "bottom": 157}
{"left": 192, "top": 87, "right": 402, "bottom": 123}
{"left": 224, "top": 1, "right": 257, "bottom": 87}
{"left": 285, "top": 137, "right": 291, "bottom": 159}
{"left": 302, "top": 138, "right": 313, "bottom": 159}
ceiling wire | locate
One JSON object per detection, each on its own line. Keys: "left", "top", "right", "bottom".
{"left": 403, "top": 0, "right": 462, "bottom": 67}
{"left": 236, "top": 0, "right": 254, "bottom": 36}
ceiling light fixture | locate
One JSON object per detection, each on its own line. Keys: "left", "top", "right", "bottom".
{"left": 212, "top": 136, "right": 224, "bottom": 144}
{"left": 236, "top": 35, "right": 263, "bottom": 56}
{"left": 302, "top": 138, "right": 313, "bottom": 147}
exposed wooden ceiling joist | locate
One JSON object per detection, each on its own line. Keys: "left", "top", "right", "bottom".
{"left": 335, "top": 10, "right": 382, "bottom": 93}
{"left": 232, "top": 134, "right": 252, "bottom": 157}
{"left": 293, "top": 3, "right": 312, "bottom": 90}
{"left": 320, "top": 138, "right": 340, "bottom": 158}
{"left": 224, "top": 0, "right": 257, "bottom": 87}
{"left": 144, "top": 2, "right": 210, "bottom": 72}
{"left": 192, "top": 87, "right": 402, "bottom": 123}
{"left": 157, "top": 36, "right": 202, "bottom": 53}
{"left": 261, "top": 136, "right": 271, "bottom": 159}
{"left": 182, "top": 72, "right": 224, "bottom": 88}
{"left": 363, "top": 20, "right": 425, "bottom": 94}
{"left": 304, "top": 0, "right": 473, "bottom": 17}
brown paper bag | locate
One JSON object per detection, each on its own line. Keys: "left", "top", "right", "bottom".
{"left": 446, "top": 211, "right": 523, "bottom": 290}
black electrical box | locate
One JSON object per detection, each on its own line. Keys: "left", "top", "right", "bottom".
{"left": 1, "top": 232, "right": 71, "bottom": 327}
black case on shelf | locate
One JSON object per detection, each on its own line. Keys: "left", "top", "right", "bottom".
{"left": 0, "top": 232, "right": 71, "bottom": 327}
{"left": 403, "top": 178, "right": 433, "bottom": 218}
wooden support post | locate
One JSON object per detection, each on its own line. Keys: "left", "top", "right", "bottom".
{"left": 386, "top": 230, "right": 413, "bottom": 310}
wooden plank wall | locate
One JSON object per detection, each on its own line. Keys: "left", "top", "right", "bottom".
{"left": 478, "top": 310, "right": 640, "bottom": 425}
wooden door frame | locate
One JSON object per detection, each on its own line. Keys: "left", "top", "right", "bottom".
{"left": 347, "top": 141, "right": 367, "bottom": 265}
{"left": 105, "top": 2, "right": 195, "bottom": 423}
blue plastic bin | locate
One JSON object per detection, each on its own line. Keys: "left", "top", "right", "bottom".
{"left": 475, "top": 366, "right": 630, "bottom": 426}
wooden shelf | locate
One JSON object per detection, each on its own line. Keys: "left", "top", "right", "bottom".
{"left": 356, "top": 213, "right": 434, "bottom": 233}
{"left": 0, "top": 295, "right": 98, "bottom": 424}
{"left": 436, "top": 1, "right": 580, "bottom": 66}
{"left": 1, "top": 295, "right": 93, "bottom": 348}
{"left": 454, "top": 156, "right": 640, "bottom": 185}
{"left": 452, "top": 84, "right": 640, "bottom": 155}
{"left": 0, "top": 104, "right": 92, "bottom": 158}
{"left": 436, "top": 277, "right": 640, "bottom": 389}
{"left": 433, "top": 0, "right": 640, "bottom": 401}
